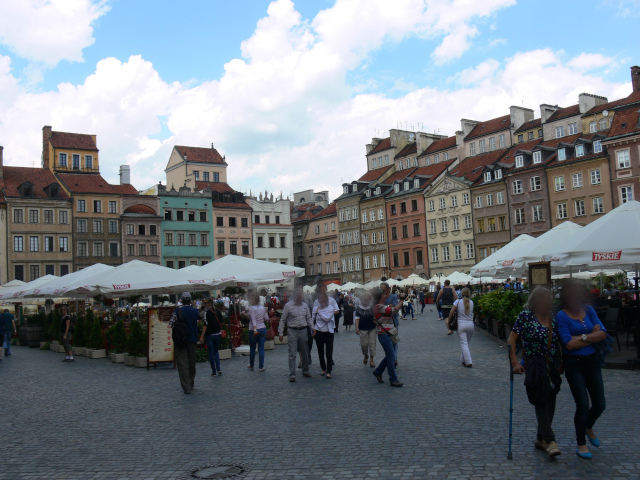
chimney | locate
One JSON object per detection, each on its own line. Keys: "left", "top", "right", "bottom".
{"left": 578, "top": 93, "right": 607, "bottom": 114}
{"left": 509, "top": 106, "right": 534, "bottom": 130}
{"left": 42, "top": 125, "right": 52, "bottom": 169}
{"left": 119, "top": 165, "right": 131, "bottom": 185}
{"left": 540, "top": 104, "right": 559, "bottom": 124}
{"left": 460, "top": 119, "right": 478, "bottom": 136}
{"left": 0, "top": 145, "right": 3, "bottom": 181}
{"left": 631, "top": 66, "right": 640, "bottom": 92}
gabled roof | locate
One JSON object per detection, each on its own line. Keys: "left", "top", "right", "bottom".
{"left": 500, "top": 139, "right": 543, "bottom": 167}
{"left": 386, "top": 161, "right": 454, "bottom": 199}
{"left": 394, "top": 142, "right": 417, "bottom": 159}
{"left": 56, "top": 173, "right": 136, "bottom": 195}
{"left": 368, "top": 138, "right": 392, "bottom": 155}
{"left": 311, "top": 202, "right": 337, "bottom": 220}
{"left": 451, "top": 148, "right": 509, "bottom": 184}
{"left": 605, "top": 103, "right": 640, "bottom": 140}
{"left": 384, "top": 168, "right": 417, "bottom": 184}
{"left": 514, "top": 118, "right": 542, "bottom": 134}
{"left": 196, "top": 181, "right": 234, "bottom": 193}
{"left": 545, "top": 104, "right": 580, "bottom": 123}
{"left": 49, "top": 131, "right": 98, "bottom": 151}
{"left": 464, "top": 115, "right": 511, "bottom": 140}
{"left": 3, "top": 167, "right": 70, "bottom": 199}
{"left": 582, "top": 98, "right": 625, "bottom": 117}
{"left": 358, "top": 165, "right": 393, "bottom": 182}
{"left": 421, "top": 136, "right": 457, "bottom": 156}
{"left": 174, "top": 145, "right": 225, "bottom": 164}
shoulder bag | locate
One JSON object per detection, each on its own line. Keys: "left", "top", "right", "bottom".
{"left": 524, "top": 325, "right": 561, "bottom": 406}
{"left": 374, "top": 316, "right": 400, "bottom": 345}
{"left": 209, "top": 308, "right": 227, "bottom": 339}
{"left": 172, "top": 308, "right": 188, "bottom": 349}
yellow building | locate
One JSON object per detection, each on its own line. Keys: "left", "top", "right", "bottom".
{"left": 42, "top": 126, "right": 100, "bottom": 173}
{"left": 165, "top": 145, "right": 228, "bottom": 189}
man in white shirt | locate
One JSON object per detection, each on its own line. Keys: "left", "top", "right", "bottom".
{"left": 222, "top": 295, "right": 230, "bottom": 312}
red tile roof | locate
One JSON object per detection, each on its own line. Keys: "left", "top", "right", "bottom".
{"left": 419, "top": 136, "right": 457, "bottom": 156}
{"left": 546, "top": 148, "right": 607, "bottom": 169}
{"left": 464, "top": 115, "right": 511, "bottom": 140}
{"left": 394, "top": 142, "right": 417, "bottom": 159}
{"left": 383, "top": 168, "right": 417, "bottom": 184}
{"left": 616, "top": 89, "right": 640, "bottom": 108}
{"left": 514, "top": 118, "right": 542, "bottom": 134}
{"left": 358, "top": 165, "right": 393, "bottom": 182}
{"left": 582, "top": 98, "right": 625, "bottom": 116}
{"left": 312, "top": 202, "right": 337, "bottom": 219}
{"left": 412, "top": 160, "right": 455, "bottom": 179}
{"left": 49, "top": 131, "right": 98, "bottom": 151}
{"left": 196, "top": 181, "right": 234, "bottom": 193}
{"left": 123, "top": 204, "right": 157, "bottom": 214}
{"left": 175, "top": 145, "right": 225, "bottom": 164}
{"left": 545, "top": 104, "right": 580, "bottom": 123}
{"left": 56, "top": 173, "right": 125, "bottom": 195}
{"left": 368, "top": 138, "right": 392, "bottom": 155}
{"left": 3, "top": 167, "right": 70, "bottom": 199}
{"left": 606, "top": 105, "right": 640, "bottom": 139}
{"left": 212, "top": 201, "right": 251, "bottom": 210}
{"left": 111, "top": 184, "right": 138, "bottom": 195}
{"left": 500, "top": 139, "right": 543, "bottom": 166}
{"left": 451, "top": 148, "right": 509, "bottom": 184}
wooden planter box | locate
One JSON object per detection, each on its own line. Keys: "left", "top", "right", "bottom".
{"left": 72, "top": 347, "right": 85, "bottom": 356}
{"left": 124, "top": 355, "right": 136, "bottom": 366}
{"left": 86, "top": 348, "right": 107, "bottom": 359}
{"left": 219, "top": 349, "right": 232, "bottom": 360}
{"left": 134, "top": 357, "right": 147, "bottom": 368}
{"left": 110, "top": 352, "right": 128, "bottom": 363}
{"left": 264, "top": 340, "right": 275, "bottom": 350}
{"left": 274, "top": 336, "right": 288, "bottom": 345}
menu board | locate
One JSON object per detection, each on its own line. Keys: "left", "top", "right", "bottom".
{"left": 148, "top": 307, "right": 175, "bottom": 363}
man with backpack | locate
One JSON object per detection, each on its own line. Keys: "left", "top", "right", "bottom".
{"left": 169, "top": 292, "right": 200, "bottom": 394}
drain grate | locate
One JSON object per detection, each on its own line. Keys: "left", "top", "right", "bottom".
{"left": 191, "top": 464, "right": 247, "bottom": 479}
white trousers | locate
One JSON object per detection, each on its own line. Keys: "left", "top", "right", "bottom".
{"left": 457, "top": 321, "right": 474, "bottom": 365}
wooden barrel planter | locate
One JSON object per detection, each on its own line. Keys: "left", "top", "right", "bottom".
{"left": 26, "top": 325, "right": 43, "bottom": 348}
{"left": 18, "top": 325, "right": 28, "bottom": 346}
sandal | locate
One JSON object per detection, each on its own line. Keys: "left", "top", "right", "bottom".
{"left": 363, "top": 354, "right": 368, "bottom": 366}
{"left": 326, "top": 373, "right": 332, "bottom": 379}
{"left": 370, "top": 360, "right": 375, "bottom": 368}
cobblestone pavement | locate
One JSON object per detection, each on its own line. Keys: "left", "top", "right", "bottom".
{"left": 2, "top": 308, "right": 640, "bottom": 480}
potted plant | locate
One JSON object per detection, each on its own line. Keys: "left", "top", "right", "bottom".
{"left": 85, "top": 317, "right": 106, "bottom": 359}
{"left": 218, "top": 330, "right": 232, "bottom": 360}
{"left": 124, "top": 320, "right": 147, "bottom": 367}
{"left": 109, "top": 320, "right": 128, "bottom": 363}
{"left": 26, "top": 311, "right": 45, "bottom": 348}
{"left": 71, "top": 314, "right": 86, "bottom": 356}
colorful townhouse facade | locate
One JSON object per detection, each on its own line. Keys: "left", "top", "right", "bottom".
{"left": 303, "top": 203, "right": 340, "bottom": 282}
{"left": 247, "top": 192, "right": 293, "bottom": 266}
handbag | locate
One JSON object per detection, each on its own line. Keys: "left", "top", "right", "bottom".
{"left": 594, "top": 333, "right": 614, "bottom": 367}
{"left": 524, "top": 326, "right": 561, "bottom": 406}
{"left": 374, "top": 317, "right": 400, "bottom": 345}
{"left": 448, "top": 312, "right": 458, "bottom": 331}
{"left": 210, "top": 308, "right": 227, "bottom": 339}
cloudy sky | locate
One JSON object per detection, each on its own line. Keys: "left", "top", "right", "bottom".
{"left": 0, "top": 0, "right": 637, "bottom": 199}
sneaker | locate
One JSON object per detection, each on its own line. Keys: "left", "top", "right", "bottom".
{"left": 211, "top": 372, "right": 217, "bottom": 376}
{"left": 390, "top": 381, "right": 403, "bottom": 387}
{"left": 546, "top": 441, "right": 561, "bottom": 457}
{"left": 373, "top": 373, "right": 384, "bottom": 383}
{"left": 217, "top": 371, "right": 222, "bottom": 376}
{"left": 247, "top": 365, "right": 254, "bottom": 370}
{"left": 258, "top": 367, "right": 266, "bottom": 372}
{"left": 534, "top": 439, "right": 549, "bottom": 451}
{"left": 289, "top": 377, "right": 296, "bottom": 383}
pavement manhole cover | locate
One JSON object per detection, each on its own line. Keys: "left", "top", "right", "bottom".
{"left": 191, "top": 464, "right": 246, "bottom": 479}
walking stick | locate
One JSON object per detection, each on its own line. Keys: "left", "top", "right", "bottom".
{"left": 507, "top": 344, "right": 514, "bottom": 460}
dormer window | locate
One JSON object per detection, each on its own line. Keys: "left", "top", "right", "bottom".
{"left": 426, "top": 156, "right": 431, "bottom": 165}
{"left": 372, "top": 158, "right": 377, "bottom": 168}
{"left": 593, "top": 140, "right": 603, "bottom": 153}
{"left": 484, "top": 172, "right": 492, "bottom": 182}
{"left": 393, "top": 184, "right": 400, "bottom": 193}
{"left": 44, "top": 183, "right": 60, "bottom": 198}
{"left": 343, "top": 186, "right": 349, "bottom": 194}
{"left": 85, "top": 155, "right": 93, "bottom": 169}
{"left": 404, "top": 181, "right": 410, "bottom": 191}
{"left": 515, "top": 155, "right": 524, "bottom": 168}
{"left": 375, "top": 187, "right": 381, "bottom": 195}
{"left": 575, "top": 144, "right": 585, "bottom": 157}
{"left": 413, "top": 179, "right": 420, "bottom": 188}
{"left": 533, "top": 151, "right": 542, "bottom": 164}
{"left": 58, "top": 153, "right": 67, "bottom": 167}
{"left": 413, "top": 158, "right": 418, "bottom": 167}
{"left": 558, "top": 148, "right": 566, "bottom": 161}
{"left": 398, "top": 160, "right": 403, "bottom": 170}
{"left": 18, "top": 182, "right": 34, "bottom": 198}
{"left": 495, "top": 169, "right": 502, "bottom": 180}
{"left": 365, "top": 190, "right": 371, "bottom": 197}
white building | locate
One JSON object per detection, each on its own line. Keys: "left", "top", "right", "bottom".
{"left": 247, "top": 191, "right": 294, "bottom": 266}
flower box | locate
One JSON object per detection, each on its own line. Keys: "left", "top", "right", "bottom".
{"left": 219, "top": 348, "right": 232, "bottom": 360}
{"left": 86, "top": 348, "right": 107, "bottom": 359}
{"left": 264, "top": 340, "right": 275, "bottom": 350}
{"left": 110, "top": 352, "right": 128, "bottom": 363}
{"left": 134, "top": 357, "right": 147, "bottom": 368}
{"left": 274, "top": 336, "right": 288, "bottom": 345}
{"left": 72, "top": 347, "right": 85, "bottom": 356}
{"left": 124, "top": 355, "right": 136, "bottom": 366}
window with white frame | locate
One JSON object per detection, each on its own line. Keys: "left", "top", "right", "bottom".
{"left": 339, "top": 210, "right": 345, "bottom": 221}
{"left": 575, "top": 144, "right": 584, "bottom": 157}
{"left": 378, "top": 207, "right": 384, "bottom": 219}
{"left": 355, "top": 256, "right": 361, "bottom": 270}
{"left": 572, "top": 172, "right": 583, "bottom": 188}
{"left": 554, "top": 176, "right": 565, "bottom": 191}
{"left": 451, "top": 195, "right": 458, "bottom": 207}
{"left": 380, "top": 253, "right": 387, "bottom": 267}
{"left": 430, "top": 220, "right": 436, "bottom": 234}
{"left": 371, "top": 232, "right": 377, "bottom": 244}
{"left": 589, "top": 121, "right": 597, "bottom": 133}
{"left": 592, "top": 197, "right": 604, "bottom": 214}
{"left": 428, "top": 200, "right": 435, "bottom": 211}
{"left": 532, "top": 205, "right": 543, "bottom": 222}
{"left": 365, "top": 190, "right": 371, "bottom": 197}
{"left": 370, "top": 210, "right": 376, "bottom": 221}
{"left": 497, "top": 191, "right": 505, "bottom": 204}
{"left": 333, "top": 261, "right": 339, "bottom": 273}
{"left": 512, "top": 180, "right": 523, "bottom": 194}
{"left": 379, "top": 230, "right": 384, "bottom": 242}
{"left": 499, "top": 134, "right": 505, "bottom": 148}
{"left": 489, "top": 137, "right": 496, "bottom": 151}
{"left": 440, "top": 198, "right": 446, "bottom": 209}
{"left": 533, "top": 151, "right": 542, "bottom": 164}
{"left": 343, "top": 186, "right": 349, "bottom": 194}
{"left": 558, "top": 148, "right": 566, "bottom": 161}
{"left": 365, "top": 256, "right": 370, "bottom": 269}
{"left": 346, "top": 232, "right": 352, "bottom": 244}
{"left": 470, "top": 142, "right": 476, "bottom": 155}
{"left": 431, "top": 247, "right": 439, "bottom": 263}
{"left": 340, "top": 233, "right": 345, "bottom": 245}
{"left": 452, "top": 217, "right": 459, "bottom": 230}
{"left": 425, "top": 156, "right": 431, "bottom": 165}
{"left": 475, "top": 196, "right": 482, "bottom": 208}
{"left": 515, "top": 155, "right": 524, "bottom": 168}
{"left": 393, "top": 184, "right": 399, "bottom": 193}
{"left": 454, "top": 245, "right": 462, "bottom": 260}
{"left": 346, "top": 209, "right": 351, "bottom": 220}
{"left": 384, "top": 155, "right": 389, "bottom": 165}
{"left": 530, "top": 176, "right": 541, "bottom": 191}
{"left": 514, "top": 208, "right": 525, "bottom": 224}
{"left": 404, "top": 181, "right": 410, "bottom": 191}
{"left": 486, "top": 194, "right": 494, "bottom": 206}
{"left": 372, "top": 255, "right": 378, "bottom": 268}
{"left": 310, "top": 264, "right": 315, "bottom": 275}
{"left": 362, "top": 211, "right": 367, "bottom": 223}
{"left": 354, "top": 230, "right": 359, "bottom": 243}
{"left": 575, "top": 199, "right": 586, "bottom": 217}
{"left": 555, "top": 126, "right": 564, "bottom": 138}
{"left": 372, "top": 158, "right": 377, "bottom": 168}
{"left": 362, "top": 233, "right": 368, "bottom": 245}
{"left": 495, "top": 169, "right": 502, "bottom": 179}
{"left": 442, "top": 246, "right": 450, "bottom": 261}
{"left": 462, "top": 193, "right": 470, "bottom": 205}
{"left": 375, "top": 187, "right": 381, "bottom": 195}
{"left": 593, "top": 140, "right": 602, "bottom": 153}
{"left": 599, "top": 118, "right": 607, "bottom": 131}
{"left": 443, "top": 152, "right": 449, "bottom": 161}
{"left": 557, "top": 203, "right": 568, "bottom": 219}
{"left": 435, "top": 153, "right": 440, "bottom": 163}
{"left": 620, "top": 186, "right": 633, "bottom": 203}
{"left": 348, "top": 257, "right": 354, "bottom": 271}
{"left": 414, "top": 179, "right": 420, "bottom": 188}
{"left": 590, "top": 169, "right": 601, "bottom": 185}
{"left": 464, "top": 215, "right": 472, "bottom": 229}
{"left": 441, "top": 219, "right": 447, "bottom": 232}
{"left": 342, "top": 258, "right": 347, "bottom": 272}
{"left": 617, "top": 150, "right": 630, "bottom": 169}
{"left": 484, "top": 172, "right": 491, "bottom": 182}
{"left": 568, "top": 122, "right": 578, "bottom": 135}
{"left": 352, "top": 207, "right": 358, "bottom": 218}
{"left": 479, "top": 139, "right": 486, "bottom": 153}
{"left": 466, "top": 243, "right": 475, "bottom": 258}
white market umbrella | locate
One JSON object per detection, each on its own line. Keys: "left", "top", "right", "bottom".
{"left": 2, "top": 279, "right": 26, "bottom": 288}
{"left": 341, "top": 281, "right": 362, "bottom": 290}
{"left": 22, "top": 263, "right": 115, "bottom": 298}
{"left": 196, "top": 255, "right": 304, "bottom": 289}
{"left": 0, "top": 275, "right": 60, "bottom": 301}
{"left": 444, "top": 271, "right": 473, "bottom": 285}
{"left": 544, "top": 201, "right": 640, "bottom": 271}
{"left": 470, "top": 234, "right": 535, "bottom": 277}
{"left": 399, "top": 274, "right": 428, "bottom": 286}
{"left": 327, "top": 283, "right": 341, "bottom": 292}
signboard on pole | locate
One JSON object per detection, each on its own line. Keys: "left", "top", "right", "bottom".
{"left": 147, "top": 307, "right": 175, "bottom": 365}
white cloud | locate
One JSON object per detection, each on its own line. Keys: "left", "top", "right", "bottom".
{"left": 0, "top": 1, "right": 631, "bottom": 202}
{"left": 0, "top": 0, "right": 109, "bottom": 66}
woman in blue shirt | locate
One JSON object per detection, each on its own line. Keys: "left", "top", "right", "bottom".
{"left": 556, "top": 279, "right": 607, "bottom": 460}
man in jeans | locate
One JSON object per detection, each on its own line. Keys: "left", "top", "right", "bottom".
{"left": 169, "top": 292, "right": 200, "bottom": 394}
{"left": 380, "top": 282, "right": 399, "bottom": 367}
{"left": 279, "top": 288, "right": 314, "bottom": 382}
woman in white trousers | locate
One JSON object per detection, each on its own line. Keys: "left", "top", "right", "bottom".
{"left": 446, "top": 287, "right": 474, "bottom": 367}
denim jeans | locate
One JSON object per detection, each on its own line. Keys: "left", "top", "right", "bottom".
{"left": 374, "top": 334, "right": 398, "bottom": 383}
{"left": 3, "top": 330, "right": 12, "bottom": 353}
{"left": 564, "top": 353, "right": 606, "bottom": 446}
{"left": 205, "top": 334, "right": 221, "bottom": 373}
{"left": 249, "top": 328, "right": 267, "bottom": 369}
{"left": 405, "top": 303, "right": 414, "bottom": 318}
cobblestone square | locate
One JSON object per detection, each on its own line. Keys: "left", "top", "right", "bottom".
{"left": 2, "top": 309, "right": 639, "bottom": 480}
